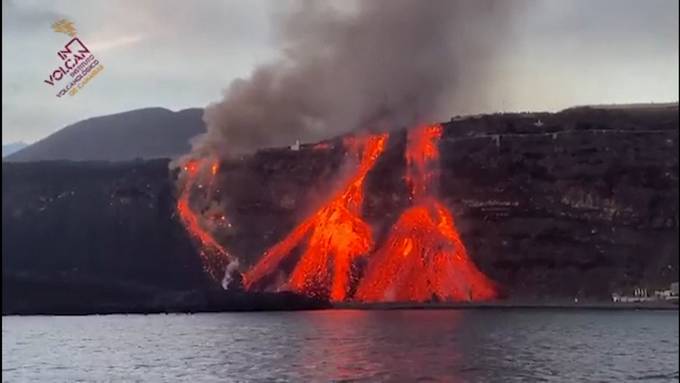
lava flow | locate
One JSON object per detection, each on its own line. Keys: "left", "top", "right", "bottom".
{"left": 355, "top": 124, "right": 497, "bottom": 302}
{"left": 243, "top": 133, "right": 389, "bottom": 301}
{"left": 176, "top": 157, "right": 233, "bottom": 281}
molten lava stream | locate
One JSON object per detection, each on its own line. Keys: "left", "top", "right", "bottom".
{"left": 243, "top": 133, "right": 389, "bottom": 301}
{"left": 176, "top": 157, "right": 233, "bottom": 280}
{"left": 355, "top": 124, "right": 497, "bottom": 302}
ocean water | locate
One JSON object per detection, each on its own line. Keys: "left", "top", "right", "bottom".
{"left": 2, "top": 309, "right": 678, "bottom": 382}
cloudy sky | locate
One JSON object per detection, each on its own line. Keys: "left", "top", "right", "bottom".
{"left": 2, "top": 0, "right": 678, "bottom": 145}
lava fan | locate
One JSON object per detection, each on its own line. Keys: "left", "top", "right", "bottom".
{"left": 176, "top": 157, "right": 234, "bottom": 282}
{"left": 355, "top": 124, "right": 497, "bottom": 302}
{"left": 243, "top": 133, "right": 389, "bottom": 301}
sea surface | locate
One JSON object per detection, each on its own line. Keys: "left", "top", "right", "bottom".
{"left": 2, "top": 309, "right": 678, "bottom": 382}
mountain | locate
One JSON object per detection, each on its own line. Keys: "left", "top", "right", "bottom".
{"left": 5, "top": 108, "right": 205, "bottom": 162}
{"left": 2, "top": 106, "right": 677, "bottom": 313}
{"left": 2, "top": 142, "right": 28, "bottom": 158}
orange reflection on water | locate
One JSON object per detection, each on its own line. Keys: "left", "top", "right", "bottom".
{"left": 292, "top": 310, "right": 464, "bottom": 382}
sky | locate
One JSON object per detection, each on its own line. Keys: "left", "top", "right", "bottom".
{"left": 2, "top": 0, "right": 678, "bottom": 145}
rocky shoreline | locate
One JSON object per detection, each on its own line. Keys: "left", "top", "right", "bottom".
{"left": 334, "top": 300, "right": 679, "bottom": 311}
{"left": 2, "top": 289, "right": 331, "bottom": 316}
{"left": 5, "top": 300, "right": 676, "bottom": 316}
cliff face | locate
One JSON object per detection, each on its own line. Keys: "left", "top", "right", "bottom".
{"left": 3, "top": 106, "right": 678, "bottom": 311}
{"left": 2, "top": 160, "right": 210, "bottom": 289}
{"left": 436, "top": 107, "right": 678, "bottom": 298}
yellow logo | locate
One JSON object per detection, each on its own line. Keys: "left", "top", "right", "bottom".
{"left": 52, "top": 19, "right": 77, "bottom": 37}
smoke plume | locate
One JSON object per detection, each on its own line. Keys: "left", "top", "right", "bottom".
{"left": 194, "top": 0, "right": 522, "bottom": 156}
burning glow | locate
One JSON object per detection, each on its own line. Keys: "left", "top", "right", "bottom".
{"left": 313, "top": 142, "right": 333, "bottom": 151}
{"left": 176, "top": 157, "right": 233, "bottom": 280}
{"left": 405, "top": 124, "right": 442, "bottom": 201}
{"left": 243, "top": 133, "right": 389, "bottom": 301}
{"left": 355, "top": 124, "right": 497, "bottom": 302}
{"left": 181, "top": 123, "right": 495, "bottom": 302}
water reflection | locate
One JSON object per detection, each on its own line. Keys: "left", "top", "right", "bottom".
{"left": 2, "top": 310, "right": 677, "bottom": 382}
{"left": 295, "top": 310, "right": 464, "bottom": 381}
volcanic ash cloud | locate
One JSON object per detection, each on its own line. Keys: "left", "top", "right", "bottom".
{"left": 193, "top": 0, "right": 523, "bottom": 158}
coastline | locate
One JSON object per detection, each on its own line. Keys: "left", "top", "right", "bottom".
{"left": 333, "top": 300, "right": 680, "bottom": 311}
{"left": 3, "top": 299, "right": 677, "bottom": 316}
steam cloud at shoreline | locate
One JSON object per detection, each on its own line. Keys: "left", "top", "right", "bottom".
{"left": 193, "top": 0, "right": 524, "bottom": 157}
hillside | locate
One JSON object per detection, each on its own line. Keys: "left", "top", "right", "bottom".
{"left": 2, "top": 105, "right": 678, "bottom": 313}
{"left": 5, "top": 108, "right": 205, "bottom": 162}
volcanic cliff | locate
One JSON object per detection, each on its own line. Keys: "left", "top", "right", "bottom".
{"left": 3, "top": 105, "right": 678, "bottom": 313}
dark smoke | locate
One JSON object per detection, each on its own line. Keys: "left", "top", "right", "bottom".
{"left": 194, "top": 0, "right": 523, "bottom": 157}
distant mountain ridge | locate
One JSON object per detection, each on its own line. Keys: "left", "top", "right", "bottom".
{"left": 5, "top": 108, "right": 205, "bottom": 162}
{"left": 2, "top": 142, "right": 28, "bottom": 158}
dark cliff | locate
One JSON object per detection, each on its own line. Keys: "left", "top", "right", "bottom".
{"left": 212, "top": 106, "right": 678, "bottom": 300}
{"left": 1, "top": 160, "right": 328, "bottom": 313}
{"left": 3, "top": 106, "right": 678, "bottom": 312}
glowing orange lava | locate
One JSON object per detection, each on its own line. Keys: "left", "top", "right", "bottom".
{"left": 405, "top": 124, "right": 442, "bottom": 201}
{"left": 176, "top": 157, "right": 233, "bottom": 280}
{"left": 312, "top": 142, "right": 333, "bottom": 151}
{"left": 355, "top": 124, "right": 497, "bottom": 302}
{"left": 243, "top": 133, "right": 388, "bottom": 301}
